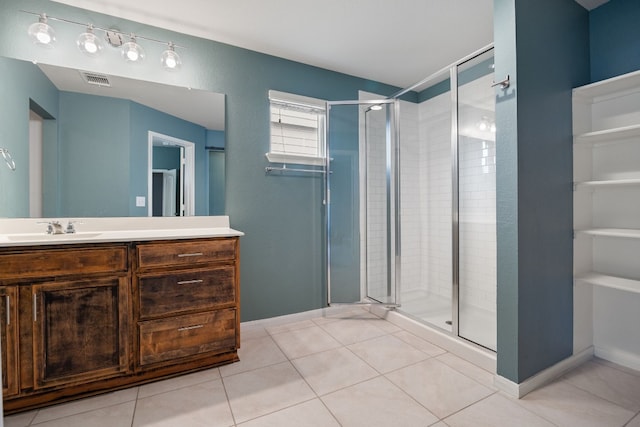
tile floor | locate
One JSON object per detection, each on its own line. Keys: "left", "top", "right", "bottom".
{"left": 5, "top": 307, "right": 640, "bottom": 427}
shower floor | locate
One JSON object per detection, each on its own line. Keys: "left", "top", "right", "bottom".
{"left": 399, "top": 289, "right": 496, "bottom": 351}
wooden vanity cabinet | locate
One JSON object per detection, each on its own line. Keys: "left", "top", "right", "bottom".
{"left": 133, "top": 238, "right": 240, "bottom": 370}
{"left": 0, "top": 244, "right": 130, "bottom": 410}
{"left": 0, "top": 286, "right": 19, "bottom": 398}
{"left": 31, "top": 277, "right": 131, "bottom": 389}
{"left": 0, "top": 236, "right": 240, "bottom": 414}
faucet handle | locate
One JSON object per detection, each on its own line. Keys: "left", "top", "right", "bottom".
{"left": 65, "top": 220, "right": 84, "bottom": 234}
{"left": 37, "top": 220, "right": 60, "bottom": 234}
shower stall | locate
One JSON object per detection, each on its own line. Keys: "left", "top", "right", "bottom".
{"left": 326, "top": 46, "right": 496, "bottom": 351}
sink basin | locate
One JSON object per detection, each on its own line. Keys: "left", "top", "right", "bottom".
{"left": 6, "top": 232, "right": 103, "bottom": 242}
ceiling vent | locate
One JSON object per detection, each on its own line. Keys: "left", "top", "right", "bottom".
{"left": 80, "top": 71, "right": 111, "bottom": 87}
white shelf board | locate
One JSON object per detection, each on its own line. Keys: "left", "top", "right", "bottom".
{"left": 575, "top": 178, "right": 640, "bottom": 189}
{"left": 574, "top": 124, "right": 640, "bottom": 145}
{"left": 576, "top": 272, "right": 640, "bottom": 294}
{"left": 573, "top": 69, "right": 640, "bottom": 99}
{"left": 577, "top": 228, "right": 640, "bottom": 239}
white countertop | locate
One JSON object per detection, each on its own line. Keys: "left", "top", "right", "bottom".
{"left": 0, "top": 216, "right": 244, "bottom": 247}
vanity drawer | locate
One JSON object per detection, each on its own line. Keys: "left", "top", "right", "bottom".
{"left": 136, "top": 238, "right": 236, "bottom": 269}
{"left": 0, "top": 246, "right": 128, "bottom": 280}
{"left": 138, "top": 309, "right": 237, "bottom": 366}
{"left": 138, "top": 266, "right": 236, "bottom": 318}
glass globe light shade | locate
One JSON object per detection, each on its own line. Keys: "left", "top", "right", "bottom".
{"left": 161, "top": 44, "right": 182, "bottom": 71}
{"left": 77, "top": 27, "right": 103, "bottom": 56}
{"left": 28, "top": 15, "right": 56, "bottom": 47}
{"left": 121, "top": 37, "right": 145, "bottom": 63}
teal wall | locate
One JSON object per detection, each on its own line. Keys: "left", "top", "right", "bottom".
{"left": 590, "top": 0, "right": 640, "bottom": 82}
{"left": 153, "top": 147, "right": 181, "bottom": 170}
{"left": 494, "top": 0, "right": 590, "bottom": 382}
{"left": 58, "top": 91, "right": 130, "bottom": 217}
{"left": 206, "top": 130, "right": 225, "bottom": 149}
{"left": 0, "top": 0, "right": 400, "bottom": 321}
{"left": 0, "top": 56, "right": 58, "bottom": 218}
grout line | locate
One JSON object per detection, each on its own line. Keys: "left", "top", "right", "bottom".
{"left": 130, "top": 387, "right": 140, "bottom": 427}
{"left": 219, "top": 375, "right": 238, "bottom": 427}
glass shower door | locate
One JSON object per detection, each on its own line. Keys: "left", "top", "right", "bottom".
{"left": 456, "top": 50, "right": 497, "bottom": 350}
{"left": 325, "top": 99, "right": 399, "bottom": 306}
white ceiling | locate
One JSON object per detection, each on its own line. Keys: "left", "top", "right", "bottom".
{"left": 52, "top": 0, "right": 609, "bottom": 89}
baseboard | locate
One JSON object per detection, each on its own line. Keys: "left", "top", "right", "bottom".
{"left": 594, "top": 346, "right": 640, "bottom": 372}
{"left": 494, "top": 346, "right": 594, "bottom": 398}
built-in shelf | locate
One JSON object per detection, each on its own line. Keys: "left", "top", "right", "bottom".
{"left": 574, "top": 178, "right": 640, "bottom": 189}
{"left": 576, "top": 272, "right": 640, "bottom": 294}
{"left": 574, "top": 124, "right": 640, "bottom": 145}
{"left": 577, "top": 228, "right": 640, "bottom": 239}
{"left": 573, "top": 69, "right": 640, "bottom": 99}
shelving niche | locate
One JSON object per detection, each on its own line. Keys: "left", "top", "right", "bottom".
{"left": 573, "top": 69, "right": 640, "bottom": 371}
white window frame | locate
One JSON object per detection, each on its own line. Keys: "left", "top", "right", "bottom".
{"left": 266, "top": 90, "right": 326, "bottom": 166}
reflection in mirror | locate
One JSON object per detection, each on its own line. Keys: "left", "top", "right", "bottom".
{"left": 0, "top": 55, "right": 225, "bottom": 218}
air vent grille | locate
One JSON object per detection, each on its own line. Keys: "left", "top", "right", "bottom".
{"left": 80, "top": 71, "right": 111, "bottom": 87}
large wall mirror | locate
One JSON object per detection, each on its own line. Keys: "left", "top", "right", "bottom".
{"left": 0, "top": 55, "right": 225, "bottom": 218}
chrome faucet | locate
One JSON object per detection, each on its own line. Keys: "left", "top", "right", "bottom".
{"left": 65, "top": 220, "right": 78, "bottom": 234}
{"left": 41, "top": 220, "right": 64, "bottom": 235}
{"left": 38, "top": 220, "right": 80, "bottom": 234}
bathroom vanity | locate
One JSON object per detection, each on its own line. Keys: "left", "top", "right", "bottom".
{"left": 0, "top": 216, "right": 243, "bottom": 413}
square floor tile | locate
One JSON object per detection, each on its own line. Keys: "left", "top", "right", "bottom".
{"left": 444, "top": 393, "right": 554, "bottom": 427}
{"left": 435, "top": 352, "right": 496, "bottom": 390}
{"left": 266, "top": 319, "right": 316, "bottom": 335}
{"left": 237, "top": 398, "right": 340, "bottom": 427}
{"left": 31, "top": 388, "right": 138, "bottom": 424}
{"left": 138, "top": 367, "right": 220, "bottom": 398}
{"left": 292, "top": 347, "right": 379, "bottom": 395}
{"left": 563, "top": 360, "right": 640, "bottom": 411}
{"left": 3, "top": 410, "right": 38, "bottom": 427}
{"left": 322, "top": 376, "right": 438, "bottom": 426}
{"left": 348, "top": 334, "right": 429, "bottom": 373}
{"left": 626, "top": 413, "right": 640, "bottom": 427}
{"left": 319, "top": 318, "right": 388, "bottom": 345}
{"left": 518, "top": 379, "right": 635, "bottom": 427}
{"left": 393, "top": 330, "right": 447, "bottom": 357}
{"left": 133, "top": 379, "right": 233, "bottom": 427}
{"left": 32, "top": 401, "right": 135, "bottom": 427}
{"left": 270, "top": 325, "right": 342, "bottom": 359}
{"left": 220, "top": 335, "right": 287, "bottom": 377}
{"left": 386, "top": 358, "right": 493, "bottom": 418}
{"left": 223, "top": 361, "right": 316, "bottom": 424}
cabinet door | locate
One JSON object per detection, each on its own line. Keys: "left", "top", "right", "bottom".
{"left": 0, "top": 286, "right": 19, "bottom": 397}
{"left": 32, "top": 277, "right": 130, "bottom": 389}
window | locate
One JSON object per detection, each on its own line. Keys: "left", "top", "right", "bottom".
{"left": 267, "top": 90, "right": 326, "bottom": 166}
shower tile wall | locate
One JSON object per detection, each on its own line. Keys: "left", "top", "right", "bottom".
{"left": 416, "top": 92, "right": 453, "bottom": 301}
{"left": 459, "top": 136, "right": 497, "bottom": 314}
{"left": 399, "top": 100, "right": 421, "bottom": 291}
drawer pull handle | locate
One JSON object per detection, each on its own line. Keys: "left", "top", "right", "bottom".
{"left": 177, "top": 252, "right": 204, "bottom": 258}
{"left": 177, "top": 279, "right": 204, "bottom": 285}
{"left": 5, "top": 295, "right": 10, "bottom": 326}
{"left": 178, "top": 324, "right": 204, "bottom": 332}
{"left": 33, "top": 293, "right": 37, "bottom": 322}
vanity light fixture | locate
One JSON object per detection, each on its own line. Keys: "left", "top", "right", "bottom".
{"left": 27, "top": 13, "right": 56, "bottom": 47}
{"left": 21, "top": 10, "right": 184, "bottom": 71}
{"left": 161, "top": 42, "right": 182, "bottom": 70}
{"left": 77, "top": 24, "right": 103, "bottom": 57}
{"left": 121, "top": 35, "right": 145, "bottom": 63}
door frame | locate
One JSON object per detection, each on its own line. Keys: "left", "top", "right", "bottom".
{"left": 147, "top": 131, "right": 195, "bottom": 216}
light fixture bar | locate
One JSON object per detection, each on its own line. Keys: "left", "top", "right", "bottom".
{"left": 21, "top": 10, "right": 185, "bottom": 49}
